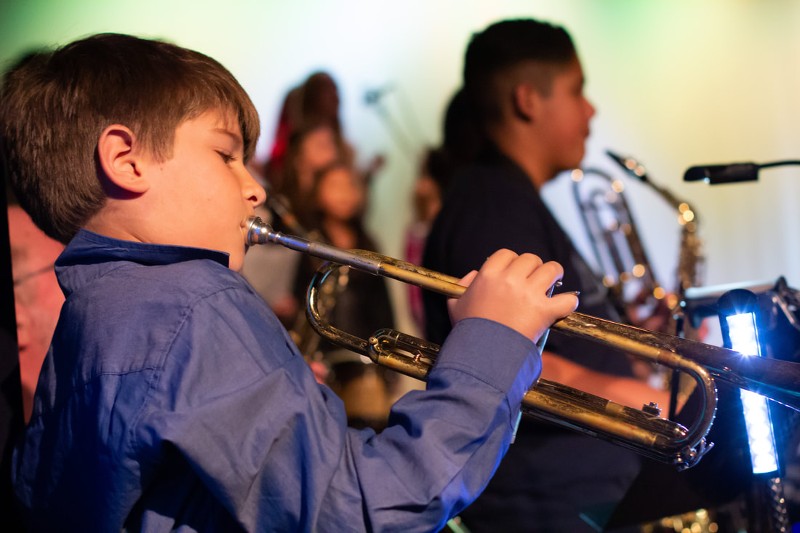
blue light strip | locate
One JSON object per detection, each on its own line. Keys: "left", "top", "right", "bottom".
{"left": 725, "top": 312, "right": 779, "bottom": 475}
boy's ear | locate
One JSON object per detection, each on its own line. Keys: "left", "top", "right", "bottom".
{"left": 97, "top": 124, "right": 150, "bottom": 194}
{"left": 512, "top": 83, "right": 538, "bottom": 123}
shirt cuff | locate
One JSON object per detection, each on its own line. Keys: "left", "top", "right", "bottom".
{"left": 433, "top": 317, "right": 541, "bottom": 406}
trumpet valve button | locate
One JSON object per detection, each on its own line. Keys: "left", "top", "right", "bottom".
{"left": 642, "top": 402, "right": 662, "bottom": 417}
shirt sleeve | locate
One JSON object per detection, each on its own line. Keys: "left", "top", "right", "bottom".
{"left": 137, "top": 283, "right": 540, "bottom": 532}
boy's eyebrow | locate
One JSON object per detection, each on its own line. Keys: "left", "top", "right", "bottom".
{"left": 212, "top": 128, "right": 243, "bottom": 148}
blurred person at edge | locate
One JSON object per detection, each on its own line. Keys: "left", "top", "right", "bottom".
{"left": 8, "top": 197, "right": 65, "bottom": 423}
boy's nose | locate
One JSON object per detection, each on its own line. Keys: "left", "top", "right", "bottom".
{"left": 242, "top": 170, "right": 266, "bottom": 207}
{"left": 585, "top": 97, "right": 597, "bottom": 120}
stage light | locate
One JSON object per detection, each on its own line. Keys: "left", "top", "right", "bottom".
{"left": 718, "top": 289, "right": 779, "bottom": 475}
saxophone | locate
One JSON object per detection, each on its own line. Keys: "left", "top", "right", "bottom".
{"left": 606, "top": 150, "right": 705, "bottom": 299}
{"left": 603, "top": 150, "right": 708, "bottom": 423}
{"left": 573, "top": 151, "right": 706, "bottom": 406}
{"left": 605, "top": 150, "right": 705, "bottom": 301}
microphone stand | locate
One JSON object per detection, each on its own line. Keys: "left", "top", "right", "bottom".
{"left": 364, "top": 84, "right": 425, "bottom": 165}
{"left": 684, "top": 160, "right": 800, "bottom": 185}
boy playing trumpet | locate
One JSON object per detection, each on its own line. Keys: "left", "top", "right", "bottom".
{"left": 2, "top": 34, "right": 576, "bottom": 531}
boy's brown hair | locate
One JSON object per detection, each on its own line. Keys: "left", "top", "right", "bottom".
{"left": 1, "top": 33, "right": 260, "bottom": 243}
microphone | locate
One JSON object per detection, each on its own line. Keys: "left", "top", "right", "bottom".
{"left": 364, "top": 85, "right": 394, "bottom": 106}
{"left": 683, "top": 163, "right": 760, "bottom": 184}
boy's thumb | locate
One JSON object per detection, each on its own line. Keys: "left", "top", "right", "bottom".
{"left": 457, "top": 270, "right": 479, "bottom": 288}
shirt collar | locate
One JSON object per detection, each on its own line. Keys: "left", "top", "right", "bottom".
{"left": 480, "top": 140, "right": 530, "bottom": 172}
{"left": 56, "top": 229, "right": 230, "bottom": 296}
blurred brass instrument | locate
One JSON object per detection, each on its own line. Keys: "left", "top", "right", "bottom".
{"left": 262, "top": 187, "right": 345, "bottom": 358}
{"left": 571, "top": 166, "right": 663, "bottom": 314}
{"left": 606, "top": 150, "right": 704, "bottom": 300}
{"left": 571, "top": 150, "right": 703, "bottom": 316}
{"left": 246, "top": 217, "right": 800, "bottom": 469}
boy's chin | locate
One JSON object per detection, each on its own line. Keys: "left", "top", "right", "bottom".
{"left": 229, "top": 247, "right": 248, "bottom": 271}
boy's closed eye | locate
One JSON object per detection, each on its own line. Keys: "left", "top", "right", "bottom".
{"left": 216, "top": 151, "right": 237, "bottom": 164}
{"left": 211, "top": 126, "right": 244, "bottom": 163}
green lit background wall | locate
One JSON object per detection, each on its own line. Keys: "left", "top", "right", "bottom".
{"left": 3, "top": 0, "right": 800, "bottom": 331}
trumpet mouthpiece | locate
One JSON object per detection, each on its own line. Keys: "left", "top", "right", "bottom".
{"left": 246, "top": 216, "right": 272, "bottom": 245}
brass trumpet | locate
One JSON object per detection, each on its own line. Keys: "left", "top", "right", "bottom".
{"left": 246, "top": 217, "right": 800, "bottom": 469}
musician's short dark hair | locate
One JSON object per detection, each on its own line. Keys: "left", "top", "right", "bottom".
{"left": 464, "top": 19, "right": 577, "bottom": 126}
{"left": 0, "top": 33, "right": 260, "bottom": 243}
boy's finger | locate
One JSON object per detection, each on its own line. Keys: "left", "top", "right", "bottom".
{"left": 480, "top": 249, "right": 518, "bottom": 274}
{"left": 505, "top": 253, "right": 543, "bottom": 279}
{"left": 550, "top": 293, "right": 580, "bottom": 316}
{"left": 457, "top": 270, "right": 479, "bottom": 288}
{"left": 532, "top": 261, "right": 565, "bottom": 290}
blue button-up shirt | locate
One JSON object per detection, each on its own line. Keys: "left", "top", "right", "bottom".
{"left": 13, "top": 230, "right": 540, "bottom": 532}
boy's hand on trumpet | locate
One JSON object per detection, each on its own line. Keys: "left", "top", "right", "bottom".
{"left": 448, "top": 249, "right": 579, "bottom": 343}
